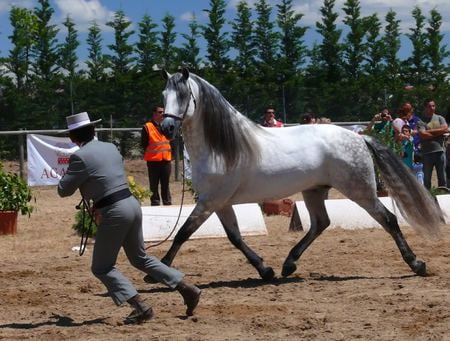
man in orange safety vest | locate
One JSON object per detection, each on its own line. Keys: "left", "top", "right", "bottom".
{"left": 141, "top": 106, "right": 172, "bottom": 206}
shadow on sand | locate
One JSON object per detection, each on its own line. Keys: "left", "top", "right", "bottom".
{"left": 0, "top": 313, "right": 109, "bottom": 330}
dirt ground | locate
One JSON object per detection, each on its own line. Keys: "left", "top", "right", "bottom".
{"left": 1, "top": 160, "right": 450, "bottom": 340}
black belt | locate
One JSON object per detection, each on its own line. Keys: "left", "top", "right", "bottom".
{"left": 94, "top": 188, "right": 132, "bottom": 209}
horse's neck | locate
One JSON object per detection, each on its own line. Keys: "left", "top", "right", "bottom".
{"left": 181, "top": 119, "right": 206, "bottom": 162}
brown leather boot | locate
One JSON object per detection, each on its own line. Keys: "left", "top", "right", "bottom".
{"left": 125, "top": 294, "right": 154, "bottom": 325}
{"left": 176, "top": 280, "right": 201, "bottom": 316}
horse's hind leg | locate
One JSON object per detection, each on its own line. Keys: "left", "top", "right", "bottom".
{"left": 282, "top": 187, "right": 330, "bottom": 277}
{"left": 216, "top": 205, "right": 275, "bottom": 281}
{"left": 359, "top": 198, "right": 426, "bottom": 276}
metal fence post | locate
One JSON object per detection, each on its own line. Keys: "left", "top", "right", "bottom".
{"left": 19, "top": 129, "right": 25, "bottom": 179}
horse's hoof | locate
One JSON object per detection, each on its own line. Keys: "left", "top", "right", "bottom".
{"left": 281, "top": 263, "right": 297, "bottom": 277}
{"left": 260, "top": 267, "right": 275, "bottom": 281}
{"left": 412, "top": 260, "right": 427, "bottom": 276}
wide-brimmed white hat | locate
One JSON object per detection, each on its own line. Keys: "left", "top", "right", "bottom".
{"left": 65, "top": 112, "right": 101, "bottom": 131}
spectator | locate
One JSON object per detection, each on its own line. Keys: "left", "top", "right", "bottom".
{"left": 58, "top": 112, "right": 201, "bottom": 324}
{"left": 404, "top": 102, "right": 421, "bottom": 154}
{"left": 365, "top": 108, "right": 393, "bottom": 134}
{"left": 399, "top": 125, "right": 414, "bottom": 169}
{"left": 141, "top": 106, "right": 172, "bottom": 206}
{"left": 392, "top": 104, "right": 411, "bottom": 141}
{"left": 365, "top": 108, "right": 395, "bottom": 196}
{"left": 299, "top": 113, "right": 316, "bottom": 124}
{"left": 417, "top": 99, "right": 448, "bottom": 190}
{"left": 261, "top": 107, "right": 284, "bottom": 127}
{"left": 317, "top": 117, "right": 331, "bottom": 124}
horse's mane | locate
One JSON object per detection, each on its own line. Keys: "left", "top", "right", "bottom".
{"left": 187, "top": 73, "right": 263, "bottom": 170}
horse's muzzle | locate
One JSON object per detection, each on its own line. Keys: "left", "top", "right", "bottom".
{"left": 160, "top": 117, "right": 181, "bottom": 140}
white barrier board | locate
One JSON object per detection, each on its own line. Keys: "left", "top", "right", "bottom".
{"left": 142, "top": 203, "right": 267, "bottom": 241}
{"left": 294, "top": 195, "right": 450, "bottom": 231}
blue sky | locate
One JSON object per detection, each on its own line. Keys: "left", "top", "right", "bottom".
{"left": 1, "top": 0, "right": 450, "bottom": 65}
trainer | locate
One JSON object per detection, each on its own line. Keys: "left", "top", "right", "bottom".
{"left": 58, "top": 112, "right": 200, "bottom": 324}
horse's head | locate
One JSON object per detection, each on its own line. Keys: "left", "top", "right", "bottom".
{"left": 160, "top": 68, "right": 196, "bottom": 139}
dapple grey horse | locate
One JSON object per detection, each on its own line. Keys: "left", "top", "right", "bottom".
{"left": 153, "top": 68, "right": 442, "bottom": 281}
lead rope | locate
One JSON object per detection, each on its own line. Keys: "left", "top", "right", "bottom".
{"left": 76, "top": 198, "right": 97, "bottom": 256}
{"left": 145, "top": 143, "right": 186, "bottom": 249}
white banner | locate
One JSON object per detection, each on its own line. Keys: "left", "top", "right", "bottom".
{"left": 27, "top": 134, "right": 78, "bottom": 186}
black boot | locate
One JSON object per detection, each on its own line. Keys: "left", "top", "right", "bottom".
{"left": 176, "top": 280, "right": 201, "bottom": 316}
{"left": 125, "top": 294, "right": 154, "bottom": 325}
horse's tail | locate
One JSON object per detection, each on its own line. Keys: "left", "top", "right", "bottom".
{"left": 363, "top": 135, "right": 444, "bottom": 238}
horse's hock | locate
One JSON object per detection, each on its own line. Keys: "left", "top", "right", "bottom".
{"left": 262, "top": 198, "right": 294, "bottom": 217}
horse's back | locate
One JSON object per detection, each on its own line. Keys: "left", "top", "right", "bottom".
{"left": 230, "top": 124, "right": 376, "bottom": 202}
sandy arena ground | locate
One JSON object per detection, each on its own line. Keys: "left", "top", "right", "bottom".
{"left": 1, "top": 160, "right": 450, "bottom": 340}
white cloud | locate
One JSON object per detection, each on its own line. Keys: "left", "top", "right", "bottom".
{"left": 0, "top": 0, "right": 33, "bottom": 13}
{"left": 180, "top": 11, "right": 198, "bottom": 22}
{"left": 54, "top": 0, "right": 116, "bottom": 32}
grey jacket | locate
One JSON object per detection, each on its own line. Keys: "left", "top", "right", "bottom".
{"left": 58, "top": 139, "right": 129, "bottom": 203}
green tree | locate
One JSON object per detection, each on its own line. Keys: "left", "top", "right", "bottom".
{"left": 58, "top": 16, "right": 79, "bottom": 78}
{"left": 314, "top": 0, "right": 343, "bottom": 117}
{"left": 276, "top": 0, "right": 308, "bottom": 120}
{"left": 276, "top": 0, "right": 308, "bottom": 73}
{"left": 134, "top": 14, "right": 164, "bottom": 120}
{"left": 405, "top": 6, "right": 428, "bottom": 88}
{"left": 6, "top": 6, "right": 36, "bottom": 90}
{"left": 315, "top": 0, "right": 342, "bottom": 83}
{"left": 426, "top": 8, "right": 449, "bottom": 84}
{"left": 202, "top": 0, "right": 230, "bottom": 73}
{"left": 253, "top": 0, "right": 278, "bottom": 109}
{"left": 254, "top": 0, "right": 278, "bottom": 68}
{"left": 106, "top": 10, "right": 136, "bottom": 123}
{"left": 364, "top": 14, "right": 383, "bottom": 75}
{"left": 179, "top": 14, "right": 201, "bottom": 71}
{"left": 364, "top": 13, "right": 386, "bottom": 112}
{"left": 85, "top": 21, "right": 108, "bottom": 82}
{"left": 304, "top": 43, "right": 326, "bottom": 115}
{"left": 383, "top": 10, "right": 401, "bottom": 84}
{"left": 58, "top": 15, "right": 79, "bottom": 117}
{"left": 230, "top": 1, "right": 256, "bottom": 115}
{"left": 342, "top": 0, "right": 367, "bottom": 81}
{"left": 106, "top": 9, "right": 135, "bottom": 77}
{"left": 231, "top": 1, "right": 255, "bottom": 72}
{"left": 31, "top": 0, "right": 59, "bottom": 81}
{"left": 135, "top": 14, "right": 159, "bottom": 74}
{"left": 159, "top": 14, "right": 178, "bottom": 70}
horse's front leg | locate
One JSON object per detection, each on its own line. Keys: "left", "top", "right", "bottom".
{"left": 144, "top": 203, "right": 213, "bottom": 284}
{"left": 216, "top": 205, "right": 275, "bottom": 281}
{"left": 161, "top": 202, "right": 213, "bottom": 266}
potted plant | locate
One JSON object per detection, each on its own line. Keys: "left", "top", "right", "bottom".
{"left": 0, "top": 161, "right": 34, "bottom": 235}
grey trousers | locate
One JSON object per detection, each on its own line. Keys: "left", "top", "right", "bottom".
{"left": 91, "top": 195, "right": 183, "bottom": 306}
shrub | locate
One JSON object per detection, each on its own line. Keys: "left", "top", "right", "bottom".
{"left": 0, "top": 161, "right": 34, "bottom": 216}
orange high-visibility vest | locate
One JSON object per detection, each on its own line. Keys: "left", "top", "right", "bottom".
{"left": 143, "top": 122, "right": 172, "bottom": 161}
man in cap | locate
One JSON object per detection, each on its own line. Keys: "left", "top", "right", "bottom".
{"left": 58, "top": 112, "right": 201, "bottom": 324}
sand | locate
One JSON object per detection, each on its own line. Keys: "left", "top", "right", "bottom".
{"left": 1, "top": 160, "right": 449, "bottom": 340}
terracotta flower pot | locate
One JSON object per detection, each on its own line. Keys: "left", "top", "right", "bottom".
{"left": 0, "top": 211, "right": 18, "bottom": 235}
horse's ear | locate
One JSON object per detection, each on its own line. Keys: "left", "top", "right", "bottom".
{"left": 161, "top": 69, "right": 171, "bottom": 80}
{"left": 181, "top": 67, "right": 190, "bottom": 80}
